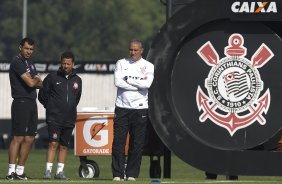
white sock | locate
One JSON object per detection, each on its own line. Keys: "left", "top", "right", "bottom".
{"left": 46, "top": 162, "right": 53, "bottom": 172}
{"left": 56, "top": 163, "right": 64, "bottom": 174}
{"left": 8, "top": 164, "right": 16, "bottom": 175}
{"left": 16, "top": 165, "right": 24, "bottom": 175}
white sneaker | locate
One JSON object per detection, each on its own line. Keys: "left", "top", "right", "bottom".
{"left": 127, "top": 177, "right": 136, "bottom": 181}
{"left": 113, "top": 177, "right": 124, "bottom": 181}
{"left": 43, "top": 170, "right": 51, "bottom": 179}
{"left": 54, "top": 171, "right": 69, "bottom": 180}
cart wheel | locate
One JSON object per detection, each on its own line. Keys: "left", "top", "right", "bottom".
{"left": 79, "top": 160, "right": 100, "bottom": 178}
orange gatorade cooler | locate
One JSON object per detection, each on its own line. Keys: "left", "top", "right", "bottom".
{"left": 75, "top": 110, "right": 129, "bottom": 156}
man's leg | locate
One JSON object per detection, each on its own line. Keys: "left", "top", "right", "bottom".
{"left": 8, "top": 136, "right": 24, "bottom": 164}
{"left": 57, "top": 145, "right": 68, "bottom": 163}
{"left": 53, "top": 145, "right": 68, "bottom": 180}
{"left": 44, "top": 123, "right": 61, "bottom": 179}
{"left": 8, "top": 100, "right": 25, "bottom": 175}
{"left": 43, "top": 141, "right": 59, "bottom": 179}
{"left": 18, "top": 136, "right": 34, "bottom": 166}
{"left": 47, "top": 142, "right": 59, "bottom": 163}
{"left": 54, "top": 127, "right": 73, "bottom": 180}
{"left": 15, "top": 136, "right": 34, "bottom": 178}
{"left": 125, "top": 109, "right": 148, "bottom": 178}
{"left": 7, "top": 136, "right": 24, "bottom": 177}
{"left": 9, "top": 99, "right": 37, "bottom": 180}
{"left": 112, "top": 107, "right": 129, "bottom": 179}
{"left": 56, "top": 145, "right": 68, "bottom": 174}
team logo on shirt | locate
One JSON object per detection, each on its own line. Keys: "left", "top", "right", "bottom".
{"left": 196, "top": 33, "right": 273, "bottom": 136}
{"left": 73, "top": 82, "right": 79, "bottom": 89}
{"left": 140, "top": 66, "right": 146, "bottom": 74}
{"left": 52, "top": 133, "right": 58, "bottom": 139}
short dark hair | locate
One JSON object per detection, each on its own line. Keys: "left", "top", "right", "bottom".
{"left": 61, "top": 51, "right": 75, "bottom": 62}
{"left": 129, "top": 39, "right": 143, "bottom": 48}
{"left": 20, "top": 37, "right": 34, "bottom": 46}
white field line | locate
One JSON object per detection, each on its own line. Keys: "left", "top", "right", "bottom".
{"left": 5, "top": 181, "right": 100, "bottom": 183}
{"left": 161, "top": 180, "right": 282, "bottom": 184}
{"left": 3, "top": 180, "right": 282, "bottom": 183}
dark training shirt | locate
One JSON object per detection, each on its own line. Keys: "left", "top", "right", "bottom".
{"left": 9, "top": 55, "right": 38, "bottom": 100}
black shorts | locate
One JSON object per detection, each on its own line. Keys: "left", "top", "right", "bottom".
{"left": 47, "top": 123, "right": 73, "bottom": 147}
{"left": 11, "top": 98, "right": 38, "bottom": 136}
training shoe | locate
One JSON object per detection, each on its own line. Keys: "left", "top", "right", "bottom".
{"left": 113, "top": 177, "right": 124, "bottom": 181}
{"left": 127, "top": 177, "right": 136, "bottom": 181}
{"left": 6, "top": 172, "right": 16, "bottom": 180}
{"left": 15, "top": 173, "right": 29, "bottom": 180}
{"left": 54, "top": 171, "right": 69, "bottom": 180}
{"left": 43, "top": 170, "right": 52, "bottom": 179}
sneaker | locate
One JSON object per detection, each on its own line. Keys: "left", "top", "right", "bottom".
{"left": 43, "top": 170, "right": 52, "bottom": 179}
{"left": 127, "top": 177, "right": 136, "bottom": 181}
{"left": 6, "top": 172, "right": 16, "bottom": 180}
{"left": 113, "top": 177, "right": 124, "bottom": 181}
{"left": 54, "top": 171, "right": 69, "bottom": 180}
{"left": 15, "top": 173, "right": 29, "bottom": 180}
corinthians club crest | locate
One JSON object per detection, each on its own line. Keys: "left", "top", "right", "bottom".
{"left": 196, "top": 33, "right": 274, "bottom": 136}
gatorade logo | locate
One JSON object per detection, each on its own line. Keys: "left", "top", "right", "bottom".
{"left": 231, "top": 1, "right": 277, "bottom": 13}
{"left": 83, "top": 116, "right": 109, "bottom": 147}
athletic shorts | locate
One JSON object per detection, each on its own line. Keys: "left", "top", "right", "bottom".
{"left": 47, "top": 123, "right": 73, "bottom": 147}
{"left": 11, "top": 98, "right": 38, "bottom": 136}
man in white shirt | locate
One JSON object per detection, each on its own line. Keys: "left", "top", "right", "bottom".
{"left": 112, "top": 39, "right": 154, "bottom": 181}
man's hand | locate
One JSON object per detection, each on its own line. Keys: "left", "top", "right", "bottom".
{"left": 34, "top": 74, "right": 42, "bottom": 80}
{"left": 34, "top": 74, "right": 43, "bottom": 89}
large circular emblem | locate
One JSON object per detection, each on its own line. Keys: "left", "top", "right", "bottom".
{"left": 207, "top": 57, "right": 262, "bottom": 112}
{"left": 149, "top": 20, "right": 282, "bottom": 151}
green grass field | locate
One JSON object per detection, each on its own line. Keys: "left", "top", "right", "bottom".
{"left": 0, "top": 149, "right": 282, "bottom": 184}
